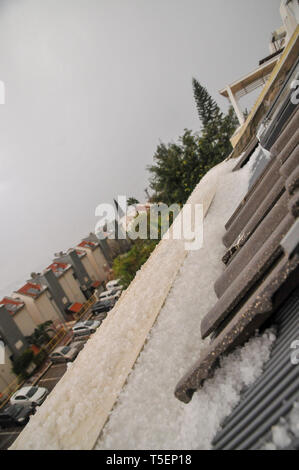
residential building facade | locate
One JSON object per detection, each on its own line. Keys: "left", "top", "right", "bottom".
{"left": 13, "top": 282, "right": 65, "bottom": 326}
{"left": 0, "top": 297, "right": 36, "bottom": 337}
{"left": 46, "top": 262, "right": 86, "bottom": 305}
{"left": 77, "top": 238, "right": 110, "bottom": 284}
{"left": 54, "top": 249, "right": 95, "bottom": 299}
{"left": 0, "top": 305, "right": 29, "bottom": 395}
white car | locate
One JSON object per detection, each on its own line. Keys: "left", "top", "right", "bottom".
{"left": 70, "top": 338, "right": 87, "bottom": 351}
{"left": 10, "top": 386, "right": 48, "bottom": 407}
{"left": 106, "top": 279, "right": 123, "bottom": 291}
{"left": 49, "top": 345, "right": 79, "bottom": 363}
{"left": 99, "top": 289, "right": 121, "bottom": 302}
{"left": 72, "top": 320, "right": 100, "bottom": 337}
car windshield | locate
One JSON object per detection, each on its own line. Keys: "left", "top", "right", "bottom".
{"left": 26, "top": 387, "right": 38, "bottom": 398}
{"left": 61, "top": 346, "right": 70, "bottom": 354}
{"left": 84, "top": 321, "right": 93, "bottom": 326}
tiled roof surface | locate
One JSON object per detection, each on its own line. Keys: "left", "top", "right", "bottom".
{"left": 17, "top": 282, "right": 45, "bottom": 299}
{"left": 175, "top": 70, "right": 299, "bottom": 432}
{"left": 75, "top": 249, "right": 86, "bottom": 258}
{"left": 78, "top": 240, "right": 97, "bottom": 249}
{"left": 0, "top": 297, "right": 24, "bottom": 315}
{"left": 212, "top": 287, "right": 299, "bottom": 450}
{"left": 47, "top": 261, "right": 70, "bottom": 276}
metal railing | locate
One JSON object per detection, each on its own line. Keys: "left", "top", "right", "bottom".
{"left": 74, "top": 293, "right": 97, "bottom": 321}
{"left": 43, "top": 327, "right": 68, "bottom": 354}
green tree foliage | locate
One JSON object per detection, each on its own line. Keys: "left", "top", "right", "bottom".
{"left": 192, "top": 78, "right": 222, "bottom": 128}
{"left": 112, "top": 210, "right": 170, "bottom": 287}
{"left": 12, "top": 349, "right": 48, "bottom": 380}
{"left": 127, "top": 197, "right": 140, "bottom": 207}
{"left": 113, "top": 239, "right": 158, "bottom": 288}
{"left": 148, "top": 131, "right": 205, "bottom": 205}
{"left": 148, "top": 79, "right": 239, "bottom": 205}
{"left": 26, "top": 321, "right": 55, "bottom": 348}
{"left": 119, "top": 79, "right": 239, "bottom": 289}
{"left": 12, "top": 349, "right": 34, "bottom": 379}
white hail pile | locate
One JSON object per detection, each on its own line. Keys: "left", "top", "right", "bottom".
{"left": 262, "top": 402, "right": 299, "bottom": 450}
{"left": 96, "top": 149, "right": 275, "bottom": 450}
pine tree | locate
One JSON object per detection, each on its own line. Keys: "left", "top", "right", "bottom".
{"left": 147, "top": 80, "right": 239, "bottom": 206}
{"left": 192, "top": 78, "right": 223, "bottom": 127}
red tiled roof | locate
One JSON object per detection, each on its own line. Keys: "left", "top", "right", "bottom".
{"left": 17, "top": 282, "right": 44, "bottom": 298}
{"left": 78, "top": 240, "right": 96, "bottom": 249}
{"left": 0, "top": 297, "right": 24, "bottom": 315}
{"left": 68, "top": 303, "right": 83, "bottom": 313}
{"left": 47, "top": 262, "right": 69, "bottom": 275}
{"left": 76, "top": 249, "right": 86, "bottom": 257}
{"left": 92, "top": 281, "right": 101, "bottom": 288}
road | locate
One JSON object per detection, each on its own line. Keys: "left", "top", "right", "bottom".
{"left": 0, "top": 362, "right": 68, "bottom": 450}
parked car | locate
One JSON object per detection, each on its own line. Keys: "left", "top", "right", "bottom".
{"left": 49, "top": 345, "right": 79, "bottom": 364}
{"left": 10, "top": 386, "right": 48, "bottom": 407}
{"left": 72, "top": 320, "right": 101, "bottom": 337}
{"left": 106, "top": 279, "right": 121, "bottom": 290}
{"left": 0, "top": 403, "right": 35, "bottom": 429}
{"left": 106, "top": 279, "right": 123, "bottom": 292}
{"left": 69, "top": 338, "right": 87, "bottom": 352}
{"left": 92, "top": 312, "right": 108, "bottom": 323}
{"left": 92, "top": 299, "right": 115, "bottom": 315}
{"left": 98, "top": 289, "right": 121, "bottom": 302}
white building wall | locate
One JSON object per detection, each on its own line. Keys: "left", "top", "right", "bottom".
{"left": 81, "top": 255, "right": 98, "bottom": 281}
{"left": 93, "top": 248, "right": 109, "bottom": 281}
{"left": 12, "top": 294, "right": 44, "bottom": 325}
{"left": 13, "top": 307, "right": 37, "bottom": 337}
{"left": 37, "top": 293, "right": 65, "bottom": 323}
{"left": 14, "top": 292, "right": 63, "bottom": 325}
{"left": 59, "top": 270, "right": 86, "bottom": 304}
{"left": 78, "top": 247, "right": 106, "bottom": 281}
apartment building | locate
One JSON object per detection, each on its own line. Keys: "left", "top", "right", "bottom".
{"left": 84, "top": 233, "right": 113, "bottom": 265}
{"left": 13, "top": 282, "right": 65, "bottom": 326}
{"left": 0, "top": 305, "right": 28, "bottom": 395}
{"left": 75, "top": 249, "right": 104, "bottom": 291}
{"left": 77, "top": 238, "right": 110, "bottom": 284}
{"left": 0, "top": 297, "right": 36, "bottom": 336}
{"left": 54, "top": 249, "right": 95, "bottom": 299}
{"left": 47, "top": 262, "right": 86, "bottom": 305}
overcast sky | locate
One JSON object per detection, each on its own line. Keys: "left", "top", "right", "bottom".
{"left": 0, "top": 0, "right": 282, "bottom": 297}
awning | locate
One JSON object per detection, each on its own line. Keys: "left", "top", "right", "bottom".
{"left": 68, "top": 303, "right": 83, "bottom": 313}
{"left": 92, "top": 281, "right": 102, "bottom": 288}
